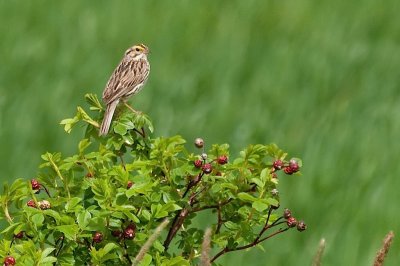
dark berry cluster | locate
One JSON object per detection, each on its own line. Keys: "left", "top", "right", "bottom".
{"left": 111, "top": 223, "right": 137, "bottom": 241}
{"left": 283, "top": 208, "right": 307, "bottom": 232}
{"left": 192, "top": 137, "right": 229, "bottom": 176}
{"left": 272, "top": 158, "right": 301, "bottom": 176}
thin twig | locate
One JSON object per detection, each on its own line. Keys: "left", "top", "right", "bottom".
{"left": 373, "top": 231, "right": 394, "bottom": 266}
{"left": 132, "top": 219, "right": 169, "bottom": 266}
{"left": 210, "top": 227, "right": 289, "bottom": 263}
{"left": 312, "top": 238, "right": 326, "bottom": 266}
{"left": 200, "top": 228, "right": 212, "bottom": 266}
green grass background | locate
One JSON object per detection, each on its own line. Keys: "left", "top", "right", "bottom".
{"left": 1, "top": 0, "right": 400, "bottom": 265}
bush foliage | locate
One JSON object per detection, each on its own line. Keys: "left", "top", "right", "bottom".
{"left": 0, "top": 94, "right": 305, "bottom": 265}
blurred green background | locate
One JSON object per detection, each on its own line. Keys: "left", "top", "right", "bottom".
{"left": 1, "top": 0, "right": 399, "bottom": 265}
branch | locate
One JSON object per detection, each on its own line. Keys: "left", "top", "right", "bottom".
{"left": 210, "top": 227, "right": 289, "bottom": 263}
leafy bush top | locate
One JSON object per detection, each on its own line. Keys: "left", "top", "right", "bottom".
{"left": 0, "top": 94, "right": 305, "bottom": 266}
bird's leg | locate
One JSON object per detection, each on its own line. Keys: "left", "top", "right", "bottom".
{"left": 122, "top": 101, "right": 141, "bottom": 114}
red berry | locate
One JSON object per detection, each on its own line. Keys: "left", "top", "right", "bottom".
{"left": 3, "top": 256, "right": 16, "bottom": 266}
{"left": 124, "top": 224, "right": 136, "bottom": 240}
{"left": 27, "top": 199, "right": 36, "bottom": 208}
{"left": 283, "top": 208, "right": 292, "bottom": 219}
{"left": 202, "top": 163, "right": 212, "bottom": 174}
{"left": 287, "top": 217, "right": 297, "bottom": 228}
{"left": 193, "top": 159, "right": 203, "bottom": 168}
{"left": 289, "top": 159, "right": 300, "bottom": 173}
{"left": 127, "top": 181, "right": 133, "bottom": 189}
{"left": 273, "top": 160, "right": 283, "bottom": 170}
{"left": 93, "top": 232, "right": 103, "bottom": 243}
{"left": 31, "top": 179, "right": 40, "bottom": 190}
{"left": 86, "top": 172, "right": 93, "bottom": 178}
{"left": 217, "top": 155, "right": 228, "bottom": 165}
{"left": 283, "top": 166, "right": 294, "bottom": 175}
{"left": 297, "top": 220, "right": 307, "bottom": 232}
{"left": 194, "top": 138, "right": 204, "bottom": 148}
{"left": 14, "top": 231, "right": 24, "bottom": 239}
{"left": 111, "top": 230, "right": 122, "bottom": 238}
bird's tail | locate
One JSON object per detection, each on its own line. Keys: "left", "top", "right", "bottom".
{"left": 99, "top": 100, "right": 119, "bottom": 136}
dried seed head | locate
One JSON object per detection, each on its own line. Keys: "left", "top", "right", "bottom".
{"left": 194, "top": 138, "right": 204, "bottom": 148}
{"left": 39, "top": 200, "right": 51, "bottom": 210}
{"left": 283, "top": 208, "right": 292, "bottom": 219}
{"left": 297, "top": 220, "right": 307, "bottom": 232}
{"left": 287, "top": 217, "right": 297, "bottom": 228}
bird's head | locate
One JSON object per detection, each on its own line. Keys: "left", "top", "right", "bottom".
{"left": 125, "top": 44, "right": 149, "bottom": 60}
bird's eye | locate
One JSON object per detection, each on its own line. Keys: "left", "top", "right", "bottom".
{"left": 135, "top": 48, "right": 140, "bottom": 52}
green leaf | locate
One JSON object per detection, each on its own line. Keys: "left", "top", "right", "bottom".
{"left": 252, "top": 200, "right": 269, "bottom": 212}
{"left": 78, "top": 139, "right": 91, "bottom": 154}
{"left": 138, "top": 253, "right": 152, "bottom": 266}
{"left": 41, "top": 247, "right": 56, "bottom": 258}
{"left": 55, "top": 225, "right": 79, "bottom": 240}
{"left": 65, "top": 197, "right": 82, "bottom": 212}
{"left": 85, "top": 93, "right": 103, "bottom": 111}
{"left": 237, "top": 192, "right": 257, "bottom": 202}
{"left": 31, "top": 213, "right": 44, "bottom": 227}
{"left": 77, "top": 211, "right": 91, "bottom": 230}
{"left": 102, "top": 243, "right": 118, "bottom": 255}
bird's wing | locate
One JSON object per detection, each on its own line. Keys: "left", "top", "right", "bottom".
{"left": 102, "top": 59, "right": 149, "bottom": 104}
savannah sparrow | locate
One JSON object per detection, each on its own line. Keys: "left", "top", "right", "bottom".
{"left": 99, "top": 44, "right": 150, "bottom": 136}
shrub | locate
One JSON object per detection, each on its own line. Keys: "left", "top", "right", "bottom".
{"left": 0, "top": 94, "right": 306, "bottom": 265}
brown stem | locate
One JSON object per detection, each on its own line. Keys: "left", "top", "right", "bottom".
{"left": 40, "top": 184, "right": 51, "bottom": 198}
{"left": 215, "top": 205, "right": 223, "bottom": 234}
{"left": 210, "top": 227, "right": 289, "bottom": 263}
{"left": 191, "top": 199, "right": 233, "bottom": 213}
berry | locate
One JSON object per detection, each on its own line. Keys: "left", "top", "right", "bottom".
{"left": 297, "top": 220, "right": 307, "bottom": 232}
{"left": 31, "top": 179, "right": 40, "bottom": 190}
{"left": 287, "top": 217, "right": 297, "bottom": 228}
{"left": 273, "top": 160, "right": 283, "bottom": 170}
{"left": 194, "top": 138, "right": 204, "bottom": 148}
{"left": 289, "top": 159, "right": 300, "bottom": 173}
{"left": 14, "top": 231, "right": 24, "bottom": 239}
{"left": 93, "top": 232, "right": 103, "bottom": 243}
{"left": 127, "top": 181, "right": 133, "bottom": 189}
{"left": 112, "top": 230, "right": 122, "bottom": 238}
{"left": 283, "top": 166, "right": 294, "bottom": 175}
{"left": 86, "top": 172, "right": 93, "bottom": 178}
{"left": 124, "top": 224, "right": 136, "bottom": 240}
{"left": 39, "top": 200, "right": 51, "bottom": 210}
{"left": 27, "top": 199, "right": 36, "bottom": 208}
{"left": 193, "top": 159, "right": 203, "bottom": 168}
{"left": 3, "top": 256, "right": 16, "bottom": 266}
{"left": 217, "top": 155, "right": 228, "bottom": 165}
{"left": 283, "top": 208, "right": 292, "bottom": 219}
{"left": 202, "top": 163, "right": 212, "bottom": 174}
{"left": 201, "top": 153, "right": 208, "bottom": 160}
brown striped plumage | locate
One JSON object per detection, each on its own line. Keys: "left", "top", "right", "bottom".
{"left": 99, "top": 44, "right": 150, "bottom": 136}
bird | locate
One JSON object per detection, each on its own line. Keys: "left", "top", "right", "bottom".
{"left": 99, "top": 44, "right": 150, "bottom": 136}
